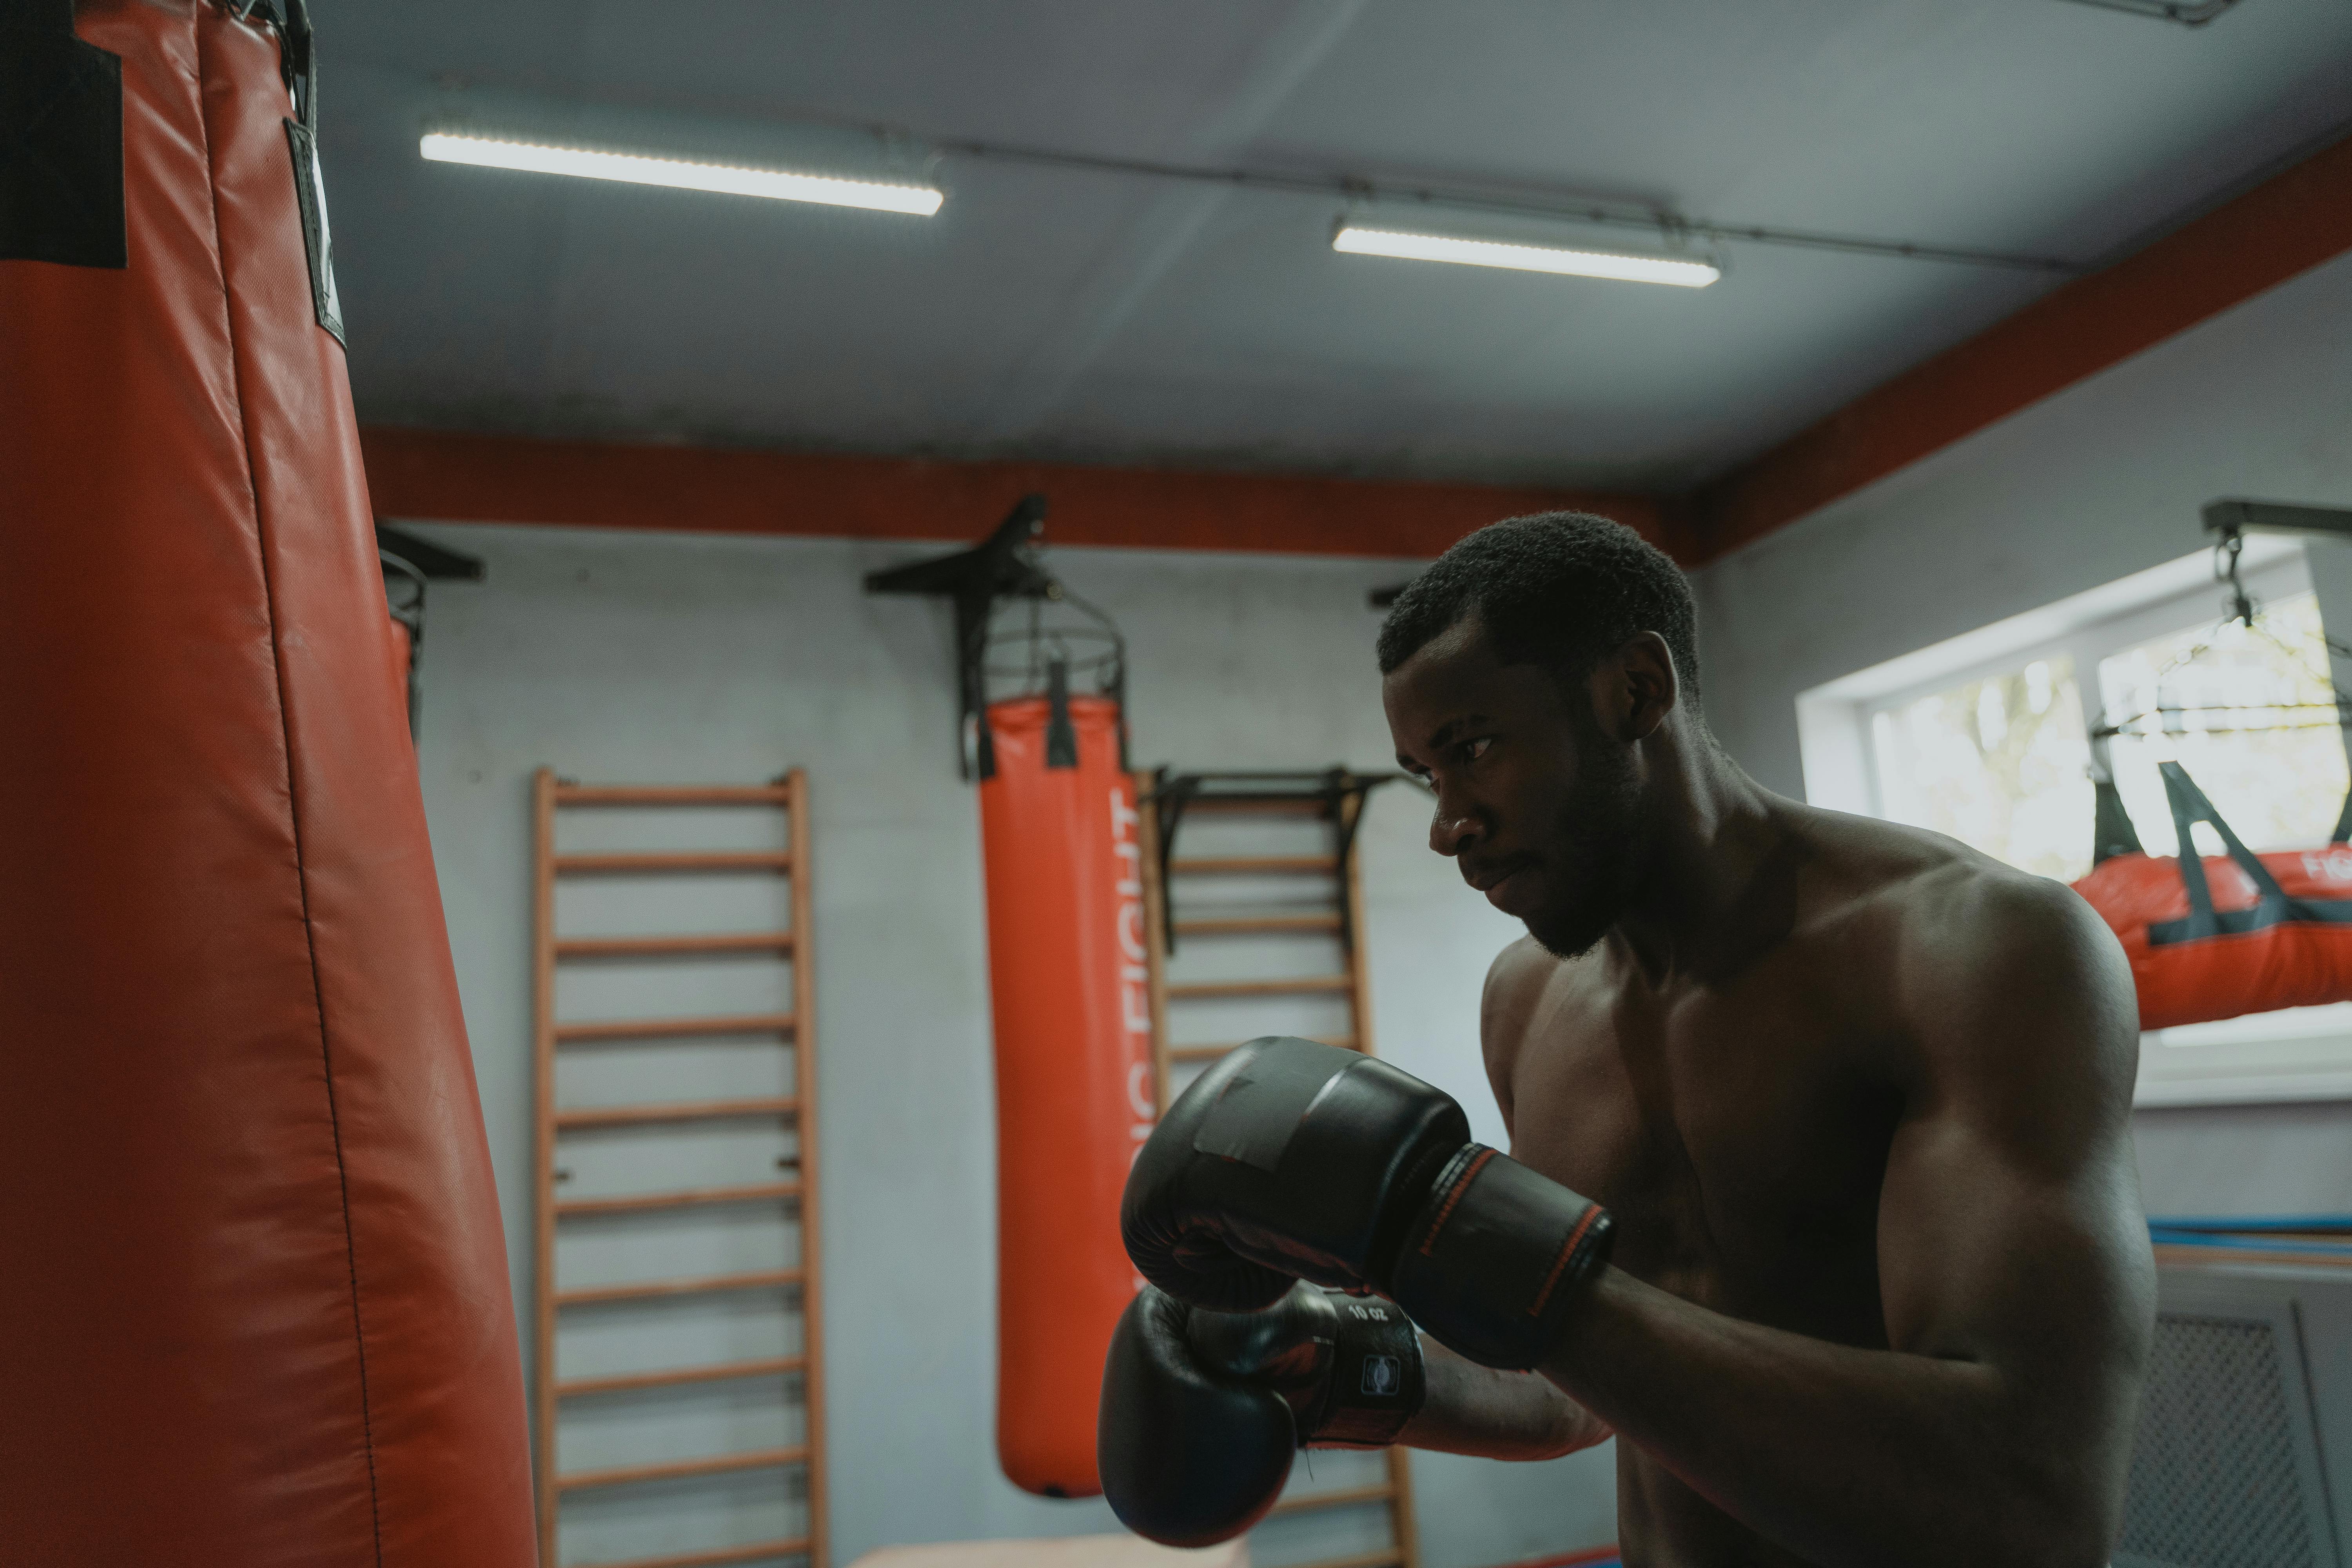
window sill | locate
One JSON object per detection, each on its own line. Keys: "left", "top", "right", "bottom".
{"left": 2135, "top": 1002, "right": 2352, "bottom": 1107}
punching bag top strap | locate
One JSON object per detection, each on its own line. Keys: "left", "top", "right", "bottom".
{"left": 1044, "top": 657, "right": 1078, "bottom": 770}
{"left": 0, "top": 0, "right": 128, "bottom": 269}
{"left": 2329, "top": 779, "right": 2352, "bottom": 848}
{"left": 238, "top": 0, "right": 318, "bottom": 127}
{"left": 2091, "top": 775, "right": 2145, "bottom": 867}
{"left": 0, "top": 0, "right": 74, "bottom": 34}
{"left": 975, "top": 707, "right": 1000, "bottom": 781}
{"left": 2161, "top": 761, "right": 2288, "bottom": 939}
{"left": 244, "top": 0, "right": 347, "bottom": 345}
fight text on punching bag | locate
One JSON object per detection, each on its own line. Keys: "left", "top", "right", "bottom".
{"left": 1113, "top": 787, "right": 1159, "bottom": 1189}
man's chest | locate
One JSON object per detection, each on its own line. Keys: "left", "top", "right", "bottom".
{"left": 1503, "top": 977, "right": 1902, "bottom": 1333}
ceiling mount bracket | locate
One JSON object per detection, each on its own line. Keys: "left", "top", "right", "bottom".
{"left": 867, "top": 494, "right": 1105, "bottom": 780}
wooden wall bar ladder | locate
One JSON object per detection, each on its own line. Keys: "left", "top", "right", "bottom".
{"left": 532, "top": 769, "right": 828, "bottom": 1568}
{"left": 1136, "top": 768, "right": 1421, "bottom": 1568}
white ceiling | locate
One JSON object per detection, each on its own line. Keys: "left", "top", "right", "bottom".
{"left": 321, "top": 0, "right": 2352, "bottom": 493}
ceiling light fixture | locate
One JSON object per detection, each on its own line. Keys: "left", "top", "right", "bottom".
{"left": 1332, "top": 224, "right": 1719, "bottom": 288}
{"left": 418, "top": 132, "right": 944, "bottom": 216}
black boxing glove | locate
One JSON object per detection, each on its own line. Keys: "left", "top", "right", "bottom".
{"left": 1121, "top": 1035, "right": 1613, "bottom": 1370}
{"left": 1098, "top": 1283, "right": 1425, "bottom": 1547}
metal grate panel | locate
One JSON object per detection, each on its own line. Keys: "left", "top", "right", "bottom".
{"left": 2118, "top": 1313, "right": 2319, "bottom": 1568}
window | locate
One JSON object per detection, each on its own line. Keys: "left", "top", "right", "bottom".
{"left": 1798, "top": 542, "right": 2352, "bottom": 1106}
{"left": 1869, "top": 656, "right": 2093, "bottom": 880}
{"left": 1864, "top": 588, "right": 2347, "bottom": 879}
{"left": 2096, "top": 593, "right": 2346, "bottom": 860}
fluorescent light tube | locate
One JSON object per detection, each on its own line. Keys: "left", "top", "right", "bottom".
{"left": 419, "top": 132, "right": 943, "bottom": 216}
{"left": 1332, "top": 225, "right": 1718, "bottom": 287}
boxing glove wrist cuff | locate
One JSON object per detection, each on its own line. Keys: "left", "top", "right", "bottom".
{"left": 1292, "top": 1292, "right": 1423, "bottom": 1449}
{"left": 1388, "top": 1144, "right": 1613, "bottom": 1370}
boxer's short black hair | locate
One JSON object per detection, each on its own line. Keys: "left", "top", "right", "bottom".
{"left": 1375, "top": 512, "right": 1702, "bottom": 708}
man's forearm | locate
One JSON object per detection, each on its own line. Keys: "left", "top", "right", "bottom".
{"left": 1393, "top": 1337, "right": 1612, "bottom": 1460}
{"left": 1541, "top": 1269, "right": 2116, "bottom": 1568}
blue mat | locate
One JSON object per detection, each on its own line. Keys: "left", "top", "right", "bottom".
{"left": 2148, "top": 1214, "right": 2352, "bottom": 1234}
{"left": 2149, "top": 1215, "right": 2352, "bottom": 1259}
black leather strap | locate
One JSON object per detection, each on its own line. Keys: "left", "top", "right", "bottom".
{"left": 0, "top": 0, "right": 126, "bottom": 269}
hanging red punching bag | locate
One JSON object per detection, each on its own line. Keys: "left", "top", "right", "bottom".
{"left": 2074, "top": 762, "right": 2352, "bottom": 1030}
{"left": 980, "top": 679, "right": 1158, "bottom": 1497}
{"left": 0, "top": 4, "right": 535, "bottom": 1565}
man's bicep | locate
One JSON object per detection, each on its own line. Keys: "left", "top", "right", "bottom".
{"left": 1876, "top": 878, "right": 2151, "bottom": 1387}
{"left": 1878, "top": 1105, "right": 2147, "bottom": 1374}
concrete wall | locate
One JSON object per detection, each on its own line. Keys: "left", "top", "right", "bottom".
{"left": 1689, "top": 247, "right": 2352, "bottom": 1217}
{"left": 404, "top": 522, "right": 1618, "bottom": 1567}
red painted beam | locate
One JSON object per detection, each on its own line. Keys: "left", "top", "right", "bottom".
{"left": 359, "top": 426, "right": 1676, "bottom": 561}
{"left": 1685, "top": 129, "right": 2352, "bottom": 564}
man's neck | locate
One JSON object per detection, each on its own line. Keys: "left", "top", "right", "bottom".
{"left": 1608, "top": 716, "right": 1791, "bottom": 987}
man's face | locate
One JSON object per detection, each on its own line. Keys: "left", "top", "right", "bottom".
{"left": 1383, "top": 617, "right": 1644, "bottom": 958}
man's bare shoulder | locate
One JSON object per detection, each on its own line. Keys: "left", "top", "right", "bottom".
{"left": 1794, "top": 804, "right": 2073, "bottom": 940}
{"left": 1794, "top": 806, "right": 2137, "bottom": 1093}
{"left": 1479, "top": 934, "right": 1581, "bottom": 1076}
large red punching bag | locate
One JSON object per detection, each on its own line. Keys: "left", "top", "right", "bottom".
{"left": 2074, "top": 762, "right": 2352, "bottom": 1030}
{"left": 980, "top": 681, "right": 1158, "bottom": 1497}
{"left": 0, "top": 4, "right": 535, "bottom": 1564}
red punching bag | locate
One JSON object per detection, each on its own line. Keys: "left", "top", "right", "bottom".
{"left": 2074, "top": 762, "right": 2352, "bottom": 1031}
{"left": 0, "top": 4, "right": 535, "bottom": 1564}
{"left": 980, "top": 680, "right": 1158, "bottom": 1497}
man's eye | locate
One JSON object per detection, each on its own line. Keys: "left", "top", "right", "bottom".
{"left": 1463, "top": 737, "right": 1492, "bottom": 762}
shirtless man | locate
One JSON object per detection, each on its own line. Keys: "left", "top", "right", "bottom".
{"left": 1102, "top": 513, "right": 2154, "bottom": 1568}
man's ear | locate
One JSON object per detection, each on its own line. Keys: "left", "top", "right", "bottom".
{"left": 1604, "top": 632, "right": 1679, "bottom": 742}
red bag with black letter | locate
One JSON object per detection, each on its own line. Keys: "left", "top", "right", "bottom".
{"left": 2071, "top": 762, "right": 2352, "bottom": 1030}
{"left": 978, "top": 671, "right": 1157, "bottom": 1497}
{"left": 0, "top": 4, "right": 533, "bottom": 1563}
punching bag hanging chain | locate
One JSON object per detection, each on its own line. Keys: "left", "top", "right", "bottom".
{"left": 2212, "top": 528, "right": 2256, "bottom": 629}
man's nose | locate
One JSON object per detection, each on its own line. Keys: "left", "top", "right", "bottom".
{"left": 1428, "top": 794, "right": 1481, "bottom": 858}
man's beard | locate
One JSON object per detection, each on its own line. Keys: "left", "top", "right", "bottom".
{"left": 1521, "top": 735, "right": 1645, "bottom": 960}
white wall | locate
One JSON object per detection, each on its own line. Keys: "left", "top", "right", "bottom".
{"left": 404, "top": 522, "right": 1618, "bottom": 1568}
{"left": 1690, "top": 247, "right": 2352, "bottom": 1217}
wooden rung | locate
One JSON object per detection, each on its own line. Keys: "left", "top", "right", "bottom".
{"left": 1173, "top": 913, "right": 1342, "bottom": 937}
{"left": 1270, "top": 1482, "right": 1396, "bottom": 1517}
{"left": 589, "top": 1537, "right": 813, "bottom": 1568}
{"left": 554, "top": 1096, "right": 797, "bottom": 1131}
{"left": 554, "top": 1011, "right": 796, "bottom": 1044}
{"left": 1171, "top": 855, "right": 1337, "bottom": 877}
{"left": 555, "top": 784, "right": 793, "bottom": 806}
{"left": 1166, "top": 975, "right": 1352, "bottom": 1000}
{"left": 559, "top": 1355, "right": 806, "bottom": 1400}
{"left": 555, "top": 851, "right": 792, "bottom": 875}
{"left": 1168, "top": 1037, "right": 1356, "bottom": 1064}
{"left": 556, "top": 1267, "right": 803, "bottom": 1308}
{"left": 1287, "top": 1552, "right": 1405, "bottom": 1568}
{"left": 556, "top": 1445, "right": 808, "bottom": 1492}
{"left": 558, "top": 1180, "right": 801, "bottom": 1218}
{"left": 556, "top": 932, "right": 794, "bottom": 960}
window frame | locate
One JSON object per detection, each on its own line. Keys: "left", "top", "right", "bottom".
{"left": 1799, "top": 543, "right": 2352, "bottom": 1107}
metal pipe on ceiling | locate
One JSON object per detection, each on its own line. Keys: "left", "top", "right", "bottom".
{"left": 926, "top": 135, "right": 2081, "bottom": 275}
